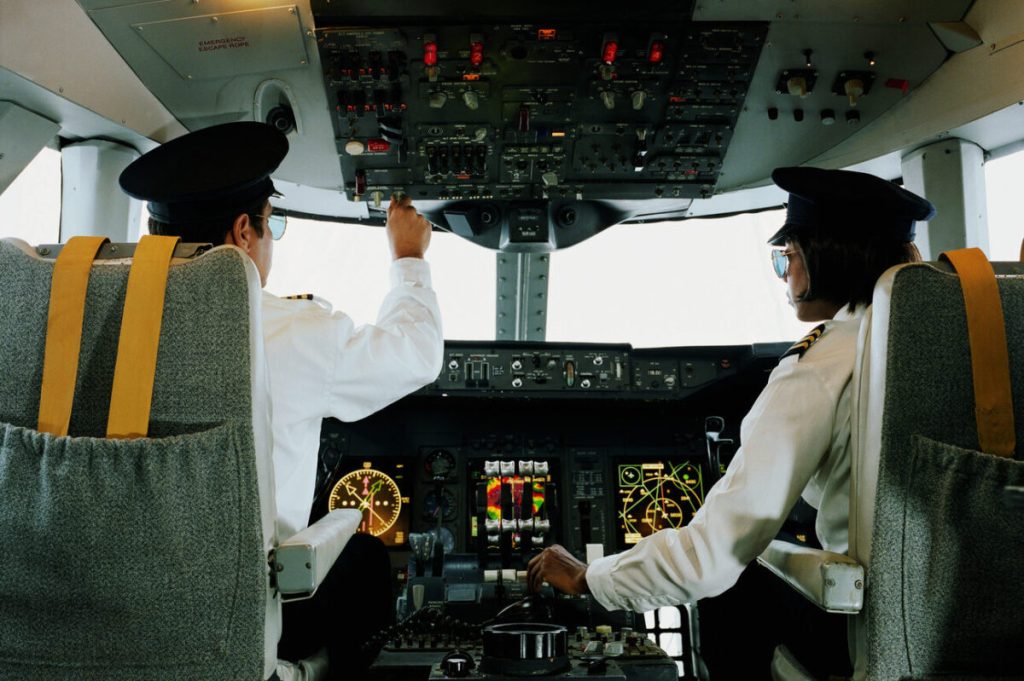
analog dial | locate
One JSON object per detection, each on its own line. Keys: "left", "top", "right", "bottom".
{"left": 424, "top": 448, "right": 456, "bottom": 479}
{"left": 328, "top": 468, "right": 403, "bottom": 537}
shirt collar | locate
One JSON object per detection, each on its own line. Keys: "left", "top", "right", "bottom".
{"left": 832, "top": 304, "right": 867, "bottom": 323}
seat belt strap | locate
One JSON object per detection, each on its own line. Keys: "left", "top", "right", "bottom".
{"left": 106, "top": 235, "right": 179, "bottom": 439}
{"left": 37, "top": 236, "right": 109, "bottom": 436}
{"left": 940, "top": 248, "right": 1016, "bottom": 457}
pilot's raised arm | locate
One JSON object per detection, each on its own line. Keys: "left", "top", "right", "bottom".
{"left": 119, "top": 121, "right": 443, "bottom": 679}
{"left": 262, "top": 194, "right": 443, "bottom": 539}
{"left": 527, "top": 166, "right": 935, "bottom": 676}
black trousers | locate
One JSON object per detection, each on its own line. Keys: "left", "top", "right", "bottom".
{"left": 698, "top": 563, "right": 853, "bottom": 680}
{"left": 278, "top": 533, "right": 394, "bottom": 680}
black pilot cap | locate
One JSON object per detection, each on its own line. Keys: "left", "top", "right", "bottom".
{"left": 119, "top": 121, "right": 288, "bottom": 224}
{"left": 767, "top": 166, "right": 935, "bottom": 246}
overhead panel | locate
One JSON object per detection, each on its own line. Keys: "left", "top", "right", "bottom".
{"left": 131, "top": 6, "right": 309, "bottom": 81}
{"left": 716, "top": 20, "right": 948, "bottom": 190}
{"left": 693, "top": 0, "right": 974, "bottom": 23}
{"left": 79, "top": 0, "right": 345, "bottom": 200}
{"left": 309, "top": 4, "right": 766, "bottom": 249}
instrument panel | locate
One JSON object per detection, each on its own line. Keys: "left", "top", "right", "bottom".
{"left": 308, "top": 339, "right": 784, "bottom": 562}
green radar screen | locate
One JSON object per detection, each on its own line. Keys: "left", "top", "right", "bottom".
{"left": 616, "top": 461, "right": 705, "bottom": 546}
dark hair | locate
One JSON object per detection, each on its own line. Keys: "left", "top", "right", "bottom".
{"left": 793, "top": 224, "right": 922, "bottom": 310}
{"left": 147, "top": 196, "right": 269, "bottom": 244}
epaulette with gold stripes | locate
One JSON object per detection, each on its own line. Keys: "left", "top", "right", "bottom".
{"left": 284, "top": 293, "right": 314, "bottom": 301}
{"left": 781, "top": 323, "right": 826, "bottom": 360}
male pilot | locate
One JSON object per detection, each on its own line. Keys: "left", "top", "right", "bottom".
{"left": 119, "top": 121, "right": 443, "bottom": 679}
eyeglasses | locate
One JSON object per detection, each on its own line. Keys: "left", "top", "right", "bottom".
{"left": 249, "top": 212, "right": 288, "bottom": 241}
{"left": 770, "top": 248, "right": 798, "bottom": 278}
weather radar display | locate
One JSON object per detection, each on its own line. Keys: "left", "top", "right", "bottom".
{"left": 616, "top": 461, "right": 705, "bottom": 546}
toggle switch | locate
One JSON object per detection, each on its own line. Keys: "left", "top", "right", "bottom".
{"left": 844, "top": 78, "right": 864, "bottom": 107}
{"left": 786, "top": 76, "right": 808, "bottom": 97}
{"left": 631, "top": 90, "right": 646, "bottom": 110}
{"left": 429, "top": 91, "right": 448, "bottom": 109}
{"left": 600, "top": 90, "right": 615, "bottom": 110}
{"left": 354, "top": 169, "right": 367, "bottom": 198}
{"left": 462, "top": 90, "right": 480, "bottom": 110}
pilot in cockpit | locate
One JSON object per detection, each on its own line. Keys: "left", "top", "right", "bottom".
{"left": 119, "top": 121, "right": 444, "bottom": 678}
{"left": 528, "top": 166, "right": 935, "bottom": 679}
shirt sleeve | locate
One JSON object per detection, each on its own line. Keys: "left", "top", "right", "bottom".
{"left": 585, "top": 359, "right": 839, "bottom": 612}
{"left": 325, "top": 257, "right": 444, "bottom": 421}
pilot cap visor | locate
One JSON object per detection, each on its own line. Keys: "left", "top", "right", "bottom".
{"left": 119, "top": 121, "right": 288, "bottom": 224}
{"left": 767, "top": 166, "right": 935, "bottom": 246}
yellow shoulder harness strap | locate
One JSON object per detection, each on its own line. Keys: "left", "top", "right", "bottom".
{"left": 106, "top": 235, "right": 179, "bottom": 439}
{"left": 38, "top": 236, "right": 109, "bottom": 436}
{"left": 940, "top": 248, "right": 1016, "bottom": 457}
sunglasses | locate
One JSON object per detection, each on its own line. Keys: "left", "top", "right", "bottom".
{"left": 770, "top": 248, "right": 798, "bottom": 278}
{"left": 249, "top": 212, "right": 288, "bottom": 241}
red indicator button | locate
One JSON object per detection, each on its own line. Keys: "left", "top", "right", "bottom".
{"left": 470, "top": 41, "right": 484, "bottom": 67}
{"left": 648, "top": 40, "right": 664, "bottom": 64}
{"left": 367, "top": 139, "right": 391, "bottom": 152}
{"left": 602, "top": 40, "right": 618, "bottom": 65}
{"left": 423, "top": 41, "right": 438, "bottom": 67}
{"left": 885, "top": 78, "right": 910, "bottom": 94}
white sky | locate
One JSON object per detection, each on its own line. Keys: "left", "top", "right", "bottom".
{"left": 2, "top": 147, "right": 1021, "bottom": 346}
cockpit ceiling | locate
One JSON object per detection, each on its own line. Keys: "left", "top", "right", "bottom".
{"left": 64, "top": 0, "right": 1010, "bottom": 244}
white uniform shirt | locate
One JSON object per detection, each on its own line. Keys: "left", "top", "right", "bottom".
{"left": 586, "top": 306, "right": 865, "bottom": 613}
{"left": 261, "top": 258, "right": 443, "bottom": 539}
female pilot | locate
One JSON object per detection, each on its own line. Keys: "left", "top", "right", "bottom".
{"left": 527, "top": 165, "right": 934, "bottom": 677}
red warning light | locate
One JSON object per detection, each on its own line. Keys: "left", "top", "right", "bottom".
{"left": 601, "top": 39, "right": 618, "bottom": 65}
{"left": 885, "top": 78, "right": 910, "bottom": 94}
{"left": 470, "top": 41, "right": 484, "bottom": 67}
{"left": 648, "top": 40, "right": 665, "bottom": 64}
{"left": 537, "top": 28, "right": 557, "bottom": 40}
{"left": 367, "top": 139, "right": 391, "bottom": 152}
{"left": 423, "top": 41, "right": 438, "bottom": 67}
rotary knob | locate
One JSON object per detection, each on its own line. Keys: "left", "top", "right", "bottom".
{"left": 345, "top": 139, "right": 365, "bottom": 156}
{"left": 442, "top": 650, "right": 475, "bottom": 678}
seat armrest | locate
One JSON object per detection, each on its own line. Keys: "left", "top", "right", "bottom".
{"left": 757, "top": 540, "right": 864, "bottom": 614}
{"left": 274, "top": 509, "right": 361, "bottom": 601}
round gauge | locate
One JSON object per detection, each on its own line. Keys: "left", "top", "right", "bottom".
{"left": 619, "top": 465, "right": 641, "bottom": 486}
{"left": 426, "top": 526, "right": 456, "bottom": 555}
{"left": 423, "top": 489, "right": 457, "bottom": 522}
{"left": 424, "top": 448, "right": 456, "bottom": 480}
{"left": 328, "top": 468, "right": 402, "bottom": 537}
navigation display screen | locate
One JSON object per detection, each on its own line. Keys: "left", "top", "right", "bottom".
{"left": 615, "top": 460, "right": 705, "bottom": 547}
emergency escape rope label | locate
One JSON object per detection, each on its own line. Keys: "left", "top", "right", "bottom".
{"left": 198, "top": 36, "right": 249, "bottom": 52}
